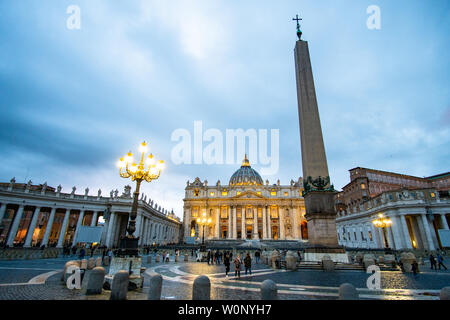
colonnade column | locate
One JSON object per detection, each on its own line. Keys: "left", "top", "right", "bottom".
{"left": 262, "top": 206, "right": 267, "bottom": 239}
{"left": 227, "top": 207, "right": 232, "bottom": 239}
{"left": 42, "top": 207, "right": 57, "bottom": 246}
{"left": 232, "top": 206, "right": 237, "bottom": 239}
{"left": 292, "top": 207, "right": 299, "bottom": 239}
{"left": 441, "top": 214, "right": 449, "bottom": 230}
{"left": 421, "top": 214, "right": 436, "bottom": 251}
{"left": 56, "top": 209, "right": 70, "bottom": 248}
{"left": 400, "top": 215, "right": 413, "bottom": 249}
{"left": 6, "top": 205, "right": 25, "bottom": 246}
{"left": 241, "top": 207, "right": 246, "bottom": 239}
{"left": 100, "top": 212, "right": 110, "bottom": 246}
{"left": 215, "top": 208, "right": 220, "bottom": 239}
{"left": 267, "top": 206, "right": 272, "bottom": 239}
{"left": 24, "top": 207, "right": 41, "bottom": 248}
{"left": 73, "top": 210, "right": 85, "bottom": 245}
{"left": 91, "top": 211, "right": 98, "bottom": 227}
{"left": 184, "top": 208, "right": 190, "bottom": 242}
{"left": 252, "top": 208, "right": 258, "bottom": 239}
{"left": 390, "top": 216, "right": 403, "bottom": 250}
{"left": 279, "top": 207, "right": 285, "bottom": 240}
{"left": 105, "top": 212, "right": 116, "bottom": 248}
{"left": 0, "top": 204, "right": 7, "bottom": 224}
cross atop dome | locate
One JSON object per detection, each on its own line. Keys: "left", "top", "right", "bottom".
{"left": 242, "top": 154, "right": 250, "bottom": 167}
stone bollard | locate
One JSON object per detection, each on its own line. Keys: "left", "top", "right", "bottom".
{"left": 148, "top": 274, "right": 163, "bottom": 300}
{"left": 260, "top": 279, "right": 278, "bottom": 300}
{"left": 80, "top": 259, "right": 88, "bottom": 270}
{"left": 84, "top": 267, "right": 106, "bottom": 295}
{"left": 95, "top": 257, "right": 102, "bottom": 267}
{"left": 338, "top": 283, "right": 359, "bottom": 300}
{"left": 363, "top": 254, "right": 376, "bottom": 270}
{"left": 110, "top": 270, "right": 129, "bottom": 300}
{"left": 184, "top": 254, "right": 189, "bottom": 262}
{"left": 400, "top": 252, "right": 416, "bottom": 273}
{"left": 354, "top": 252, "right": 363, "bottom": 264}
{"left": 156, "top": 255, "right": 160, "bottom": 263}
{"left": 322, "top": 255, "right": 335, "bottom": 271}
{"left": 440, "top": 287, "right": 450, "bottom": 300}
{"left": 271, "top": 250, "right": 281, "bottom": 269}
{"left": 147, "top": 255, "right": 152, "bottom": 264}
{"left": 87, "top": 258, "right": 95, "bottom": 270}
{"left": 103, "top": 256, "right": 110, "bottom": 266}
{"left": 384, "top": 254, "right": 396, "bottom": 267}
{"left": 192, "top": 275, "right": 210, "bottom": 300}
{"left": 285, "top": 251, "right": 297, "bottom": 271}
{"left": 62, "top": 260, "right": 81, "bottom": 282}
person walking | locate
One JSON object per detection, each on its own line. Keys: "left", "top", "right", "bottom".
{"left": 255, "top": 250, "right": 260, "bottom": 264}
{"left": 437, "top": 253, "right": 448, "bottom": 270}
{"left": 429, "top": 254, "right": 437, "bottom": 270}
{"left": 244, "top": 253, "right": 252, "bottom": 275}
{"left": 79, "top": 247, "right": 85, "bottom": 260}
{"left": 207, "top": 250, "right": 211, "bottom": 265}
{"left": 412, "top": 260, "right": 419, "bottom": 276}
{"left": 224, "top": 252, "right": 231, "bottom": 277}
{"left": 234, "top": 255, "right": 242, "bottom": 279}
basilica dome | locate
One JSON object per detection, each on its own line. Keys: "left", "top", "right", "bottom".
{"left": 229, "top": 155, "right": 263, "bottom": 186}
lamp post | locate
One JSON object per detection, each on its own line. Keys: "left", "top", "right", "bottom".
{"left": 196, "top": 213, "right": 212, "bottom": 251}
{"left": 117, "top": 141, "right": 164, "bottom": 256}
{"left": 372, "top": 213, "right": 392, "bottom": 250}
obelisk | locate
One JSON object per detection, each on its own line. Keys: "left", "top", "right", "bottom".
{"left": 293, "top": 16, "right": 346, "bottom": 261}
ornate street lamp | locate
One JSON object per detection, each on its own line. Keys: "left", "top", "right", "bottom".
{"left": 196, "top": 213, "right": 212, "bottom": 251}
{"left": 117, "top": 141, "right": 164, "bottom": 256}
{"left": 372, "top": 213, "right": 392, "bottom": 249}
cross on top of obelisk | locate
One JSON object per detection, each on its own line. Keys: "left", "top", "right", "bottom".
{"left": 292, "top": 14, "right": 303, "bottom": 40}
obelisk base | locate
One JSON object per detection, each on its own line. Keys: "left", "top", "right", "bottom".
{"left": 303, "top": 191, "right": 349, "bottom": 263}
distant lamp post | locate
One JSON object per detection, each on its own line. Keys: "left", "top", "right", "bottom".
{"left": 372, "top": 213, "right": 392, "bottom": 249}
{"left": 117, "top": 141, "right": 164, "bottom": 255}
{"left": 196, "top": 213, "right": 212, "bottom": 249}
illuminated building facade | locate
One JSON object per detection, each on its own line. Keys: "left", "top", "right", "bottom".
{"left": 183, "top": 156, "right": 308, "bottom": 243}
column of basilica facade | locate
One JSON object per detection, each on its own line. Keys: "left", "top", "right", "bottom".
{"left": 0, "top": 179, "right": 181, "bottom": 249}
{"left": 183, "top": 156, "right": 308, "bottom": 243}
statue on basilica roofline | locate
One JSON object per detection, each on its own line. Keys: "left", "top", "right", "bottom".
{"left": 122, "top": 185, "right": 132, "bottom": 198}
{"left": 85, "top": 187, "right": 89, "bottom": 196}
{"left": 114, "top": 189, "right": 119, "bottom": 198}
{"left": 57, "top": 185, "right": 62, "bottom": 193}
{"left": 71, "top": 186, "right": 76, "bottom": 194}
{"left": 41, "top": 182, "right": 47, "bottom": 194}
{"left": 25, "top": 180, "right": 32, "bottom": 190}
{"left": 110, "top": 190, "right": 114, "bottom": 198}
{"left": 98, "top": 189, "right": 102, "bottom": 197}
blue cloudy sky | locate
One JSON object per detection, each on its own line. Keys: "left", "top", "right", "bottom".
{"left": 0, "top": 0, "right": 449, "bottom": 219}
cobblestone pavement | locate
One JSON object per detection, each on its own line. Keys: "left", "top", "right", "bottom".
{"left": 0, "top": 254, "right": 449, "bottom": 300}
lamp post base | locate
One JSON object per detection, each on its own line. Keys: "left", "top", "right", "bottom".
{"left": 117, "top": 236, "right": 140, "bottom": 257}
{"left": 104, "top": 256, "right": 144, "bottom": 290}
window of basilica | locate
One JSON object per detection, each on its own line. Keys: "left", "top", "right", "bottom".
{"left": 220, "top": 208, "right": 228, "bottom": 219}
{"left": 246, "top": 207, "right": 253, "bottom": 219}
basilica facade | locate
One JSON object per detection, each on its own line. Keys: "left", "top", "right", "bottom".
{"left": 183, "top": 156, "right": 308, "bottom": 243}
